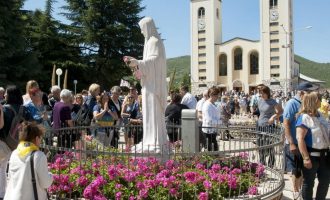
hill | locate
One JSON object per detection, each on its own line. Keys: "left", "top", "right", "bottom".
{"left": 167, "top": 55, "right": 330, "bottom": 88}
{"left": 295, "top": 55, "right": 330, "bottom": 88}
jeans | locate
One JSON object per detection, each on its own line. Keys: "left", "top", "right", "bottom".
{"left": 301, "top": 155, "right": 330, "bottom": 200}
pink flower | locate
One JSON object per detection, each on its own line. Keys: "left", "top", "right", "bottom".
{"left": 94, "top": 194, "right": 107, "bottom": 200}
{"left": 211, "top": 164, "right": 221, "bottom": 172}
{"left": 248, "top": 186, "right": 258, "bottom": 195}
{"left": 230, "top": 168, "right": 242, "bottom": 175}
{"left": 203, "top": 180, "right": 212, "bottom": 190}
{"left": 115, "top": 184, "right": 123, "bottom": 189}
{"left": 108, "top": 165, "right": 119, "bottom": 180}
{"left": 184, "top": 172, "right": 199, "bottom": 183}
{"left": 256, "top": 164, "right": 265, "bottom": 177}
{"left": 139, "top": 189, "right": 149, "bottom": 198}
{"left": 169, "top": 188, "right": 178, "bottom": 196}
{"left": 196, "top": 163, "right": 205, "bottom": 170}
{"left": 198, "top": 192, "right": 208, "bottom": 200}
{"left": 77, "top": 176, "right": 88, "bottom": 187}
{"left": 228, "top": 175, "right": 237, "bottom": 189}
{"left": 136, "top": 182, "right": 145, "bottom": 190}
{"left": 165, "top": 160, "right": 175, "bottom": 169}
{"left": 115, "top": 192, "right": 122, "bottom": 200}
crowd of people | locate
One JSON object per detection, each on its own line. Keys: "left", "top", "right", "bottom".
{"left": 0, "top": 80, "right": 330, "bottom": 199}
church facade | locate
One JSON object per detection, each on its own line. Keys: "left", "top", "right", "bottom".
{"left": 190, "top": 0, "right": 299, "bottom": 94}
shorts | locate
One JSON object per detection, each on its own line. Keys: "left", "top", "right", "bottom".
{"left": 285, "top": 144, "right": 303, "bottom": 178}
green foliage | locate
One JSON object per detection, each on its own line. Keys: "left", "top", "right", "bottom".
{"left": 295, "top": 55, "right": 330, "bottom": 88}
{"left": 62, "top": 0, "right": 145, "bottom": 88}
{"left": 0, "top": 1, "right": 41, "bottom": 88}
{"left": 166, "top": 55, "right": 330, "bottom": 89}
{"left": 167, "top": 55, "right": 190, "bottom": 90}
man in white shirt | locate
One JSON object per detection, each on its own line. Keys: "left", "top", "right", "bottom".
{"left": 196, "top": 90, "right": 209, "bottom": 121}
{"left": 180, "top": 85, "right": 197, "bottom": 109}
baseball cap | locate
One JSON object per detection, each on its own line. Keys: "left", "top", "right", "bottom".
{"left": 297, "top": 82, "right": 319, "bottom": 91}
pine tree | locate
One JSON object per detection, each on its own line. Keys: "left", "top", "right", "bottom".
{"left": 0, "top": 0, "right": 41, "bottom": 88}
{"left": 62, "top": 0, "right": 145, "bottom": 87}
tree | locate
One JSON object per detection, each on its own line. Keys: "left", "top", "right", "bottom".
{"left": 0, "top": 1, "right": 41, "bottom": 88}
{"left": 62, "top": 0, "right": 145, "bottom": 88}
{"left": 25, "top": 0, "right": 85, "bottom": 91}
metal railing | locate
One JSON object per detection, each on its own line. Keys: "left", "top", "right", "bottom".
{"left": 42, "top": 110, "right": 284, "bottom": 200}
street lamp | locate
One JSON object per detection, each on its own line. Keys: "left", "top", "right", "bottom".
{"left": 281, "top": 25, "right": 312, "bottom": 96}
{"left": 73, "top": 80, "right": 78, "bottom": 94}
{"left": 55, "top": 68, "right": 63, "bottom": 87}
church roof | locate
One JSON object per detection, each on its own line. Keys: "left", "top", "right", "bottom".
{"left": 216, "top": 37, "right": 259, "bottom": 45}
{"left": 299, "top": 73, "right": 325, "bottom": 83}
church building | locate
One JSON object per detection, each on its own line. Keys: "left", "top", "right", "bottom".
{"left": 190, "top": 0, "right": 300, "bottom": 94}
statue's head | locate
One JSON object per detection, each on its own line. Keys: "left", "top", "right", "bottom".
{"left": 138, "top": 17, "right": 159, "bottom": 40}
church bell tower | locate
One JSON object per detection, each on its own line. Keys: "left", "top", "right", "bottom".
{"left": 190, "top": 0, "right": 222, "bottom": 94}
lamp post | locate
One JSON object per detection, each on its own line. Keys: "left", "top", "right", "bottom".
{"left": 55, "top": 68, "right": 63, "bottom": 87}
{"left": 73, "top": 80, "right": 78, "bottom": 94}
{"left": 281, "top": 25, "right": 312, "bottom": 96}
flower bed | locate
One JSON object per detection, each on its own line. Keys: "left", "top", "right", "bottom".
{"left": 48, "top": 152, "right": 264, "bottom": 200}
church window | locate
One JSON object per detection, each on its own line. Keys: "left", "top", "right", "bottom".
{"left": 234, "top": 48, "right": 243, "bottom": 70}
{"left": 270, "top": 39, "right": 279, "bottom": 43}
{"left": 270, "top": 0, "right": 278, "bottom": 8}
{"left": 270, "top": 22, "right": 279, "bottom": 26}
{"left": 270, "top": 56, "right": 279, "bottom": 61}
{"left": 198, "top": 7, "right": 205, "bottom": 18}
{"left": 199, "top": 76, "right": 206, "bottom": 80}
{"left": 250, "top": 52, "right": 259, "bottom": 75}
{"left": 216, "top": 8, "right": 219, "bottom": 19}
{"left": 219, "top": 54, "right": 227, "bottom": 76}
{"left": 270, "top": 31, "right": 279, "bottom": 35}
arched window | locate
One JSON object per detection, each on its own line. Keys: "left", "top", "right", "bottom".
{"left": 234, "top": 48, "right": 242, "bottom": 70}
{"left": 219, "top": 54, "right": 227, "bottom": 76}
{"left": 198, "top": 7, "right": 205, "bottom": 18}
{"left": 250, "top": 52, "right": 259, "bottom": 75}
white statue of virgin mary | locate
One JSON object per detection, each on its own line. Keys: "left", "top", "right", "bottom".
{"left": 125, "top": 17, "right": 169, "bottom": 153}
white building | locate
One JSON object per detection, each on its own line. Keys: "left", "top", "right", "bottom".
{"left": 190, "top": 0, "right": 299, "bottom": 94}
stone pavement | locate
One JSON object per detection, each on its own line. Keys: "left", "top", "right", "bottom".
{"left": 282, "top": 174, "right": 330, "bottom": 199}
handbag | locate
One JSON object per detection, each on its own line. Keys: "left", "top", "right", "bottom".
{"left": 0, "top": 140, "right": 11, "bottom": 161}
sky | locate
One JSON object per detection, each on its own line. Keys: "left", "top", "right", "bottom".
{"left": 24, "top": 0, "right": 330, "bottom": 63}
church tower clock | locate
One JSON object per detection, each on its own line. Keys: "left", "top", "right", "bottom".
{"left": 260, "top": 0, "right": 294, "bottom": 92}
{"left": 191, "top": 0, "right": 222, "bottom": 94}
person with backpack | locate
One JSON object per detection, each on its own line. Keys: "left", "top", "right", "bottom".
{"left": 4, "top": 122, "right": 53, "bottom": 200}
{"left": 0, "top": 85, "right": 25, "bottom": 200}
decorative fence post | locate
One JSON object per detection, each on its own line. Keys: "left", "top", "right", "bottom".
{"left": 181, "top": 109, "right": 199, "bottom": 153}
